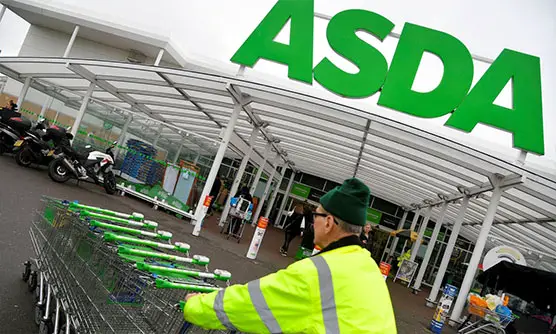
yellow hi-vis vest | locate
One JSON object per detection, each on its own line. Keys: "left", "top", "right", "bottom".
{"left": 184, "top": 245, "right": 397, "bottom": 333}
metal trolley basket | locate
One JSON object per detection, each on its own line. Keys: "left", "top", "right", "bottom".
{"left": 458, "top": 304, "right": 516, "bottom": 334}
{"left": 23, "top": 197, "right": 236, "bottom": 334}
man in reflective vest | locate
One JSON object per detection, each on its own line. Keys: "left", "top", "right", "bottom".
{"left": 184, "top": 178, "right": 397, "bottom": 333}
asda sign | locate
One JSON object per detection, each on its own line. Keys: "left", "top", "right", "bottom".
{"left": 231, "top": 0, "right": 544, "bottom": 155}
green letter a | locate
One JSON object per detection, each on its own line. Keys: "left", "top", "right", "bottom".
{"left": 230, "top": 0, "right": 314, "bottom": 83}
{"left": 446, "top": 49, "right": 544, "bottom": 155}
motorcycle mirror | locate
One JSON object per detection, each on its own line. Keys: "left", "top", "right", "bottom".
{"left": 85, "top": 145, "right": 92, "bottom": 149}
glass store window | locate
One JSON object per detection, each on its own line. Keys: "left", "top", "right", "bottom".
{"left": 372, "top": 197, "right": 398, "bottom": 216}
{"left": 301, "top": 173, "right": 326, "bottom": 190}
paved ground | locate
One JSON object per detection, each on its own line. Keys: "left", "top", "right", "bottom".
{"left": 0, "top": 154, "right": 455, "bottom": 333}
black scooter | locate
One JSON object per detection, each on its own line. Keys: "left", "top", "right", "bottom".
{"left": 14, "top": 120, "right": 55, "bottom": 167}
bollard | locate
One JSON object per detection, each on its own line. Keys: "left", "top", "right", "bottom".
{"left": 246, "top": 217, "right": 269, "bottom": 260}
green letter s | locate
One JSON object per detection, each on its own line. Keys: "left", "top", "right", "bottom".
{"left": 445, "top": 49, "right": 544, "bottom": 155}
{"left": 230, "top": 0, "right": 314, "bottom": 83}
{"left": 314, "top": 10, "right": 394, "bottom": 98}
{"left": 378, "top": 23, "right": 474, "bottom": 118}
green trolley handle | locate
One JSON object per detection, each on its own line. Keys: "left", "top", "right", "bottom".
{"left": 104, "top": 233, "right": 190, "bottom": 253}
{"left": 90, "top": 220, "right": 172, "bottom": 241}
{"left": 69, "top": 203, "right": 144, "bottom": 221}
{"left": 136, "top": 262, "right": 230, "bottom": 281}
{"left": 155, "top": 278, "right": 220, "bottom": 293}
{"left": 117, "top": 246, "right": 209, "bottom": 266}
{"left": 81, "top": 210, "right": 157, "bottom": 230}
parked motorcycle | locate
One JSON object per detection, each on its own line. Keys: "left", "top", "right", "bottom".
{"left": 0, "top": 109, "right": 32, "bottom": 155}
{"left": 48, "top": 141, "right": 118, "bottom": 195}
{"left": 13, "top": 119, "right": 51, "bottom": 167}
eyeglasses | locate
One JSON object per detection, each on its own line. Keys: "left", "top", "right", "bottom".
{"left": 312, "top": 212, "right": 328, "bottom": 219}
{"left": 312, "top": 212, "right": 339, "bottom": 225}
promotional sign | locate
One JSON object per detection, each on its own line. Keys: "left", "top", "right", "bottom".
{"left": 430, "top": 284, "right": 459, "bottom": 333}
{"left": 231, "top": 0, "right": 544, "bottom": 155}
{"left": 483, "top": 245, "right": 526, "bottom": 271}
{"left": 247, "top": 217, "right": 270, "bottom": 259}
{"left": 367, "top": 208, "right": 382, "bottom": 225}
{"left": 290, "top": 183, "right": 311, "bottom": 199}
{"left": 379, "top": 261, "right": 391, "bottom": 280}
{"left": 394, "top": 259, "right": 419, "bottom": 284}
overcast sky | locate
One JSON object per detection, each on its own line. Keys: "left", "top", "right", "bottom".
{"left": 0, "top": 0, "right": 555, "bottom": 170}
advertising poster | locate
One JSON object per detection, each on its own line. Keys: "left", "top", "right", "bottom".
{"left": 394, "top": 260, "right": 418, "bottom": 284}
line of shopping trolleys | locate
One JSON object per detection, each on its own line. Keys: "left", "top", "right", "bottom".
{"left": 22, "top": 196, "right": 237, "bottom": 334}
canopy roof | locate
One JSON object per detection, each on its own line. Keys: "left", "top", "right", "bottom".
{"left": 1, "top": 57, "right": 555, "bottom": 272}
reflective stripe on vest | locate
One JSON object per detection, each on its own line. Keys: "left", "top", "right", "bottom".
{"left": 248, "top": 279, "right": 282, "bottom": 333}
{"left": 309, "top": 256, "right": 340, "bottom": 334}
{"left": 213, "top": 289, "right": 237, "bottom": 331}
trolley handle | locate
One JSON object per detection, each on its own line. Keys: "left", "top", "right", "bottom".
{"left": 68, "top": 202, "right": 144, "bottom": 221}
{"left": 89, "top": 220, "right": 172, "bottom": 241}
{"left": 104, "top": 233, "right": 190, "bottom": 254}
{"left": 137, "top": 262, "right": 231, "bottom": 281}
{"left": 155, "top": 278, "right": 220, "bottom": 293}
{"left": 80, "top": 210, "right": 157, "bottom": 230}
{"left": 117, "top": 246, "right": 209, "bottom": 265}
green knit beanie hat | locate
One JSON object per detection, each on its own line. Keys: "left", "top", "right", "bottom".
{"left": 319, "top": 178, "right": 371, "bottom": 226}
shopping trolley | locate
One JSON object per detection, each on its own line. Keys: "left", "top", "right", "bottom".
{"left": 23, "top": 197, "right": 235, "bottom": 334}
{"left": 220, "top": 197, "right": 252, "bottom": 243}
{"left": 458, "top": 304, "right": 516, "bottom": 334}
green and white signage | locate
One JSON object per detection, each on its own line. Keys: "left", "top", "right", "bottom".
{"left": 290, "top": 183, "right": 311, "bottom": 199}
{"left": 366, "top": 208, "right": 382, "bottom": 225}
{"left": 231, "top": 0, "right": 544, "bottom": 155}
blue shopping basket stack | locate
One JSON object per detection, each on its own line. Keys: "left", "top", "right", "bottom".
{"left": 121, "top": 139, "right": 163, "bottom": 185}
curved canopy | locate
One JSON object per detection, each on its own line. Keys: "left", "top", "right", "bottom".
{"left": 1, "top": 57, "right": 555, "bottom": 272}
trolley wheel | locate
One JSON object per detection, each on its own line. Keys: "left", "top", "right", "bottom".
{"left": 22, "top": 261, "right": 31, "bottom": 282}
{"left": 28, "top": 271, "right": 38, "bottom": 292}
{"left": 39, "top": 319, "right": 53, "bottom": 334}
{"left": 59, "top": 324, "right": 76, "bottom": 334}
{"left": 34, "top": 304, "right": 45, "bottom": 326}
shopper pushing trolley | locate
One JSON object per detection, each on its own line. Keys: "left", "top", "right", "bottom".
{"left": 183, "top": 178, "right": 397, "bottom": 333}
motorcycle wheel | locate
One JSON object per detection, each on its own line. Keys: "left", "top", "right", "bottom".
{"left": 48, "top": 159, "right": 71, "bottom": 183}
{"left": 15, "top": 147, "right": 33, "bottom": 167}
{"left": 103, "top": 171, "right": 116, "bottom": 195}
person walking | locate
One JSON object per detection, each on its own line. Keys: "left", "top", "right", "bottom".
{"left": 360, "top": 223, "right": 372, "bottom": 251}
{"left": 280, "top": 204, "right": 304, "bottom": 256}
{"left": 207, "top": 175, "right": 222, "bottom": 215}
{"left": 183, "top": 178, "right": 397, "bottom": 333}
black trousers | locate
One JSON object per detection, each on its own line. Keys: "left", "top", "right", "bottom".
{"left": 281, "top": 231, "right": 296, "bottom": 253}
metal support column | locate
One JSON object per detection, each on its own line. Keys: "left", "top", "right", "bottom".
{"left": 275, "top": 171, "right": 295, "bottom": 227}
{"left": 251, "top": 154, "right": 279, "bottom": 226}
{"left": 410, "top": 207, "right": 432, "bottom": 262}
{"left": 450, "top": 183, "right": 503, "bottom": 324}
{"left": 219, "top": 126, "right": 258, "bottom": 226}
{"left": 192, "top": 103, "right": 241, "bottom": 236}
{"left": 0, "top": 6, "right": 6, "bottom": 25}
{"left": 427, "top": 197, "right": 470, "bottom": 306}
{"left": 193, "top": 151, "right": 201, "bottom": 165}
{"left": 113, "top": 114, "right": 132, "bottom": 160}
{"left": 63, "top": 25, "right": 80, "bottom": 58}
{"left": 250, "top": 142, "right": 272, "bottom": 195}
{"left": 154, "top": 49, "right": 165, "bottom": 66}
{"left": 265, "top": 163, "right": 286, "bottom": 219}
{"left": 39, "top": 96, "right": 54, "bottom": 119}
{"left": 388, "top": 210, "right": 408, "bottom": 259}
{"left": 16, "top": 77, "right": 32, "bottom": 106}
{"left": 173, "top": 143, "right": 183, "bottom": 164}
{"left": 70, "top": 82, "right": 95, "bottom": 138}
{"left": 413, "top": 202, "right": 449, "bottom": 291}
